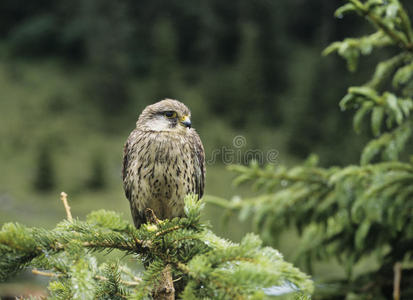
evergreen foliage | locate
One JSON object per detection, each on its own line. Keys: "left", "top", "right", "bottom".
{"left": 210, "top": 0, "right": 413, "bottom": 298}
{"left": 0, "top": 195, "right": 313, "bottom": 299}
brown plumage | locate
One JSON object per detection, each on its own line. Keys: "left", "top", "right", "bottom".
{"left": 122, "top": 99, "right": 205, "bottom": 228}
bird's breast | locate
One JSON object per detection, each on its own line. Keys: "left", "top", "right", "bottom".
{"left": 131, "top": 132, "right": 196, "bottom": 219}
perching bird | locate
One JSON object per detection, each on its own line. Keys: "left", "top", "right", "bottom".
{"left": 122, "top": 99, "right": 205, "bottom": 228}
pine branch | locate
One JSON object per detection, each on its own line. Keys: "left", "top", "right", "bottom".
{"left": 32, "top": 269, "right": 140, "bottom": 286}
{"left": 211, "top": 4, "right": 413, "bottom": 299}
{"left": 215, "top": 157, "right": 413, "bottom": 262}
{"left": 0, "top": 194, "right": 313, "bottom": 299}
{"left": 348, "top": 0, "right": 413, "bottom": 50}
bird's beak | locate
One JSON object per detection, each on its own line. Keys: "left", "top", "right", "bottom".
{"left": 180, "top": 115, "right": 191, "bottom": 128}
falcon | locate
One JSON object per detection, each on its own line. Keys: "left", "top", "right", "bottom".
{"left": 122, "top": 99, "right": 205, "bottom": 228}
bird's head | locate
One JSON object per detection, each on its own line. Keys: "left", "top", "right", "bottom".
{"left": 136, "top": 99, "right": 192, "bottom": 133}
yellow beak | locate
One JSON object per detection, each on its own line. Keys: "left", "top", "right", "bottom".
{"left": 180, "top": 115, "right": 191, "bottom": 128}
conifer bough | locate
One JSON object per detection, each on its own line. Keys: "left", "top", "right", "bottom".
{"left": 0, "top": 194, "right": 313, "bottom": 299}
{"left": 211, "top": 0, "right": 413, "bottom": 298}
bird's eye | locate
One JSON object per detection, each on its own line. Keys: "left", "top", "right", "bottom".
{"left": 164, "top": 111, "right": 177, "bottom": 118}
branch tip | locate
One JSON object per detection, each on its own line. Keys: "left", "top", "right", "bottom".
{"left": 32, "top": 269, "right": 61, "bottom": 277}
{"left": 393, "top": 262, "right": 402, "bottom": 300}
{"left": 60, "top": 191, "right": 73, "bottom": 222}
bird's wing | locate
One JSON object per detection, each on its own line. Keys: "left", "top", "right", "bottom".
{"left": 122, "top": 131, "right": 136, "bottom": 202}
{"left": 193, "top": 131, "right": 205, "bottom": 199}
{"left": 122, "top": 130, "right": 147, "bottom": 227}
{"left": 122, "top": 140, "right": 129, "bottom": 181}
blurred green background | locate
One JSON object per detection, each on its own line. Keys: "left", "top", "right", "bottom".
{"left": 2, "top": 0, "right": 412, "bottom": 297}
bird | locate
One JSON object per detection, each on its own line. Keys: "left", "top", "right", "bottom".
{"left": 122, "top": 99, "right": 205, "bottom": 228}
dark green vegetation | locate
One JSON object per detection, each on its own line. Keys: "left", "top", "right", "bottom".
{"left": 214, "top": 1, "right": 413, "bottom": 299}
{"left": 3, "top": 0, "right": 407, "bottom": 173}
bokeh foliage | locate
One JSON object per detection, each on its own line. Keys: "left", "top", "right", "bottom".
{"left": 5, "top": 0, "right": 413, "bottom": 166}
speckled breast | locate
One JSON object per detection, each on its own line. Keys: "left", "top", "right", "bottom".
{"left": 130, "top": 131, "right": 197, "bottom": 220}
